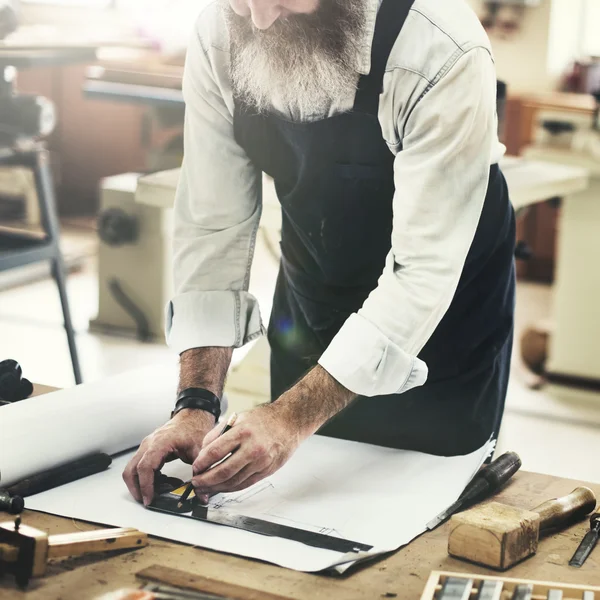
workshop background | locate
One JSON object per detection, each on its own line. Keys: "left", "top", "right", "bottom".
{"left": 0, "top": 0, "right": 599, "bottom": 482}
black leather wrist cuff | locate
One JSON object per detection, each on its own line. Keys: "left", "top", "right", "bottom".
{"left": 171, "top": 388, "right": 221, "bottom": 421}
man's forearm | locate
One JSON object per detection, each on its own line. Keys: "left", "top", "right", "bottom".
{"left": 178, "top": 347, "right": 234, "bottom": 397}
{"left": 274, "top": 365, "right": 357, "bottom": 438}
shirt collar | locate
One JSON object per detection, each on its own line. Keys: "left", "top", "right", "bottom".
{"left": 356, "top": 0, "right": 382, "bottom": 75}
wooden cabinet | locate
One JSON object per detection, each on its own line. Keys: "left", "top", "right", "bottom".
{"left": 506, "top": 92, "right": 595, "bottom": 282}
{"left": 16, "top": 63, "right": 146, "bottom": 215}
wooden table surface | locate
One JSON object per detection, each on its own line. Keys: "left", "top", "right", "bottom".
{"left": 1, "top": 388, "right": 599, "bottom": 599}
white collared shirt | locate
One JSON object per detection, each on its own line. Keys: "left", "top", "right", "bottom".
{"left": 167, "top": 0, "right": 506, "bottom": 398}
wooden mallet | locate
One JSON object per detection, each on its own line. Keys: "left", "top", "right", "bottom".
{"left": 0, "top": 518, "right": 148, "bottom": 588}
{"left": 448, "top": 487, "right": 597, "bottom": 570}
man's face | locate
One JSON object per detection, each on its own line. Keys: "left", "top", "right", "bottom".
{"left": 226, "top": 0, "right": 366, "bottom": 118}
{"left": 229, "top": 0, "right": 320, "bottom": 30}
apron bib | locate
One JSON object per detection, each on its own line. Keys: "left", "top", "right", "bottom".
{"left": 232, "top": 0, "right": 515, "bottom": 455}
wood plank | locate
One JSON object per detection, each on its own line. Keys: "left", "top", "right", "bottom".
{"left": 137, "top": 565, "right": 294, "bottom": 600}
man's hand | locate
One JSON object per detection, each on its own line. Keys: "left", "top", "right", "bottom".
{"left": 191, "top": 366, "right": 356, "bottom": 496}
{"left": 123, "top": 409, "right": 215, "bottom": 506}
{"left": 191, "top": 403, "right": 303, "bottom": 495}
{"left": 123, "top": 346, "right": 233, "bottom": 505}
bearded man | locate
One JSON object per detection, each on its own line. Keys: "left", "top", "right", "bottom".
{"left": 124, "top": 0, "right": 515, "bottom": 507}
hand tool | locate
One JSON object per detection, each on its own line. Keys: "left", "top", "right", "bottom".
{"left": 427, "top": 451, "right": 522, "bottom": 529}
{"left": 570, "top": 512, "right": 600, "bottom": 568}
{"left": 136, "top": 564, "right": 294, "bottom": 600}
{"left": 437, "top": 577, "right": 473, "bottom": 600}
{"left": 448, "top": 486, "right": 597, "bottom": 570}
{"left": 511, "top": 584, "right": 533, "bottom": 600}
{"left": 0, "top": 490, "right": 24, "bottom": 514}
{"left": 476, "top": 580, "right": 503, "bottom": 600}
{"left": 149, "top": 494, "right": 372, "bottom": 554}
{"left": 5, "top": 452, "right": 112, "bottom": 497}
{"left": 176, "top": 412, "right": 238, "bottom": 509}
{"left": 0, "top": 517, "right": 148, "bottom": 588}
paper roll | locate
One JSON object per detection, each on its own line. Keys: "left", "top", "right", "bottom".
{"left": 0, "top": 363, "right": 178, "bottom": 488}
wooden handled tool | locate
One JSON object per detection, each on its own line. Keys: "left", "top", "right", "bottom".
{"left": 0, "top": 517, "right": 148, "bottom": 588}
{"left": 448, "top": 486, "right": 597, "bottom": 570}
{"left": 427, "top": 452, "right": 522, "bottom": 530}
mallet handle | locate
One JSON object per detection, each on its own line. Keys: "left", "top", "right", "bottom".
{"left": 534, "top": 487, "right": 596, "bottom": 532}
{"left": 47, "top": 527, "right": 148, "bottom": 559}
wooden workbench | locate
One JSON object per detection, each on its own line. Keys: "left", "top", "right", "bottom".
{"left": 1, "top": 389, "right": 599, "bottom": 599}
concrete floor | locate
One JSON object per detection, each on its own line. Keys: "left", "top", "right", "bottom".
{"left": 1, "top": 225, "right": 599, "bottom": 484}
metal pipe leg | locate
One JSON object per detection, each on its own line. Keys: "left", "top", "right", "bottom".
{"left": 31, "top": 147, "right": 83, "bottom": 385}
{"left": 51, "top": 257, "right": 82, "bottom": 384}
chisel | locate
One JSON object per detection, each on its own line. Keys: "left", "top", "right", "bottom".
{"left": 570, "top": 513, "right": 600, "bottom": 568}
{"left": 427, "top": 451, "right": 522, "bottom": 529}
{"left": 512, "top": 584, "right": 533, "bottom": 600}
{"left": 438, "top": 577, "right": 473, "bottom": 600}
{"left": 476, "top": 580, "right": 503, "bottom": 600}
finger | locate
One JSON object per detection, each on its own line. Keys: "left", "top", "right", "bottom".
{"left": 122, "top": 446, "right": 146, "bottom": 503}
{"left": 227, "top": 470, "right": 270, "bottom": 493}
{"left": 137, "top": 450, "right": 168, "bottom": 506}
{"left": 195, "top": 463, "right": 261, "bottom": 495}
{"left": 197, "top": 493, "right": 210, "bottom": 505}
{"left": 192, "top": 431, "right": 242, "bottom": 475}
{"left": 202, "top": 422, "right": 225, "bottom": 448}
{"left": 192, "top": 440, "right": 268, "bottom": 489}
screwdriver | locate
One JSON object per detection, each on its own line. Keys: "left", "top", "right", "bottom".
{"left": 427, "top": 451, "right": 522, "bottom": 529}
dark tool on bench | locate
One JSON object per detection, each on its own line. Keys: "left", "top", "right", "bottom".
{"left": 0, "top": 359, "right": 33, "bottom": 404}
{"left": 0, "top": 491, "right": 24, "bottom": 515}
{"left": 570, "top": 513, "right": 600, "bottom": 568}
{"left": 5, "top": 452, "right": 112, "bottom": 497}
{"left": 0, "top": 517, "right": 148, "bottom": 588}
{"left": 427, "top": 451, "right": 522, "bottom": 529}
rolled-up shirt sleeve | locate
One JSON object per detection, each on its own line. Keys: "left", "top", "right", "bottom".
{"left": 166, "top": 22, "right": 265, "bottom": 354}
{"left": 319, "top": 48, "right": 499, "bottom": 397}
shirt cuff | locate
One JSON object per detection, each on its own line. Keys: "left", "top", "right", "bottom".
{"left": 318, "top": 313, "right": 428, "bottom": 397}
{"left": 165, "top": 290, "right": 265, "bottom": 355}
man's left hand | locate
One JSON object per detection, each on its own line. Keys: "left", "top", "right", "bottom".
{"left": 191, "top": 403, "right": 306, "bottom": 495}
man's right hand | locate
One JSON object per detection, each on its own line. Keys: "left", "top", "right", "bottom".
{"left": 123, "top": 409, "right": 216, "bottom": 506}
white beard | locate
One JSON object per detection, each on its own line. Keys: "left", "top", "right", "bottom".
{"left": 227, "top": 1, "right": 366, "bottom": 120}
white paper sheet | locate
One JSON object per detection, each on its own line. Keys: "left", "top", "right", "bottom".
{"left": 1, "top": 365, "right": 493, "bottom": 572}
{"left": 26, "top": 437, "right": 492, "bottom": 573}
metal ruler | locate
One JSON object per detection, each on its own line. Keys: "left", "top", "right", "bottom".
{"left": 149, "top": 497, "right": 373, "bottom": 555}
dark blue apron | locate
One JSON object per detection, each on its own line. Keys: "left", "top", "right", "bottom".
{"left": 232, "top": 0, "right": 516, "bottom": 456}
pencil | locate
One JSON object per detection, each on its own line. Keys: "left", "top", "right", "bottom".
{"left": 176, "top": 412, "right": 238, "bottom": 509}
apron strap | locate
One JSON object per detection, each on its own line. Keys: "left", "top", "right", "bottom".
{"left": 353, "top": 0, "right": 416, "bottom": 116}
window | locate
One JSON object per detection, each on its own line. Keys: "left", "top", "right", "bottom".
{"left": 581, "top": 0, "right": 600, "bottom": 57}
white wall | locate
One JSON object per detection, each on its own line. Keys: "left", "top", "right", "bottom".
{"left": 466, "top": 0, "right": 559, "bottom": 94}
